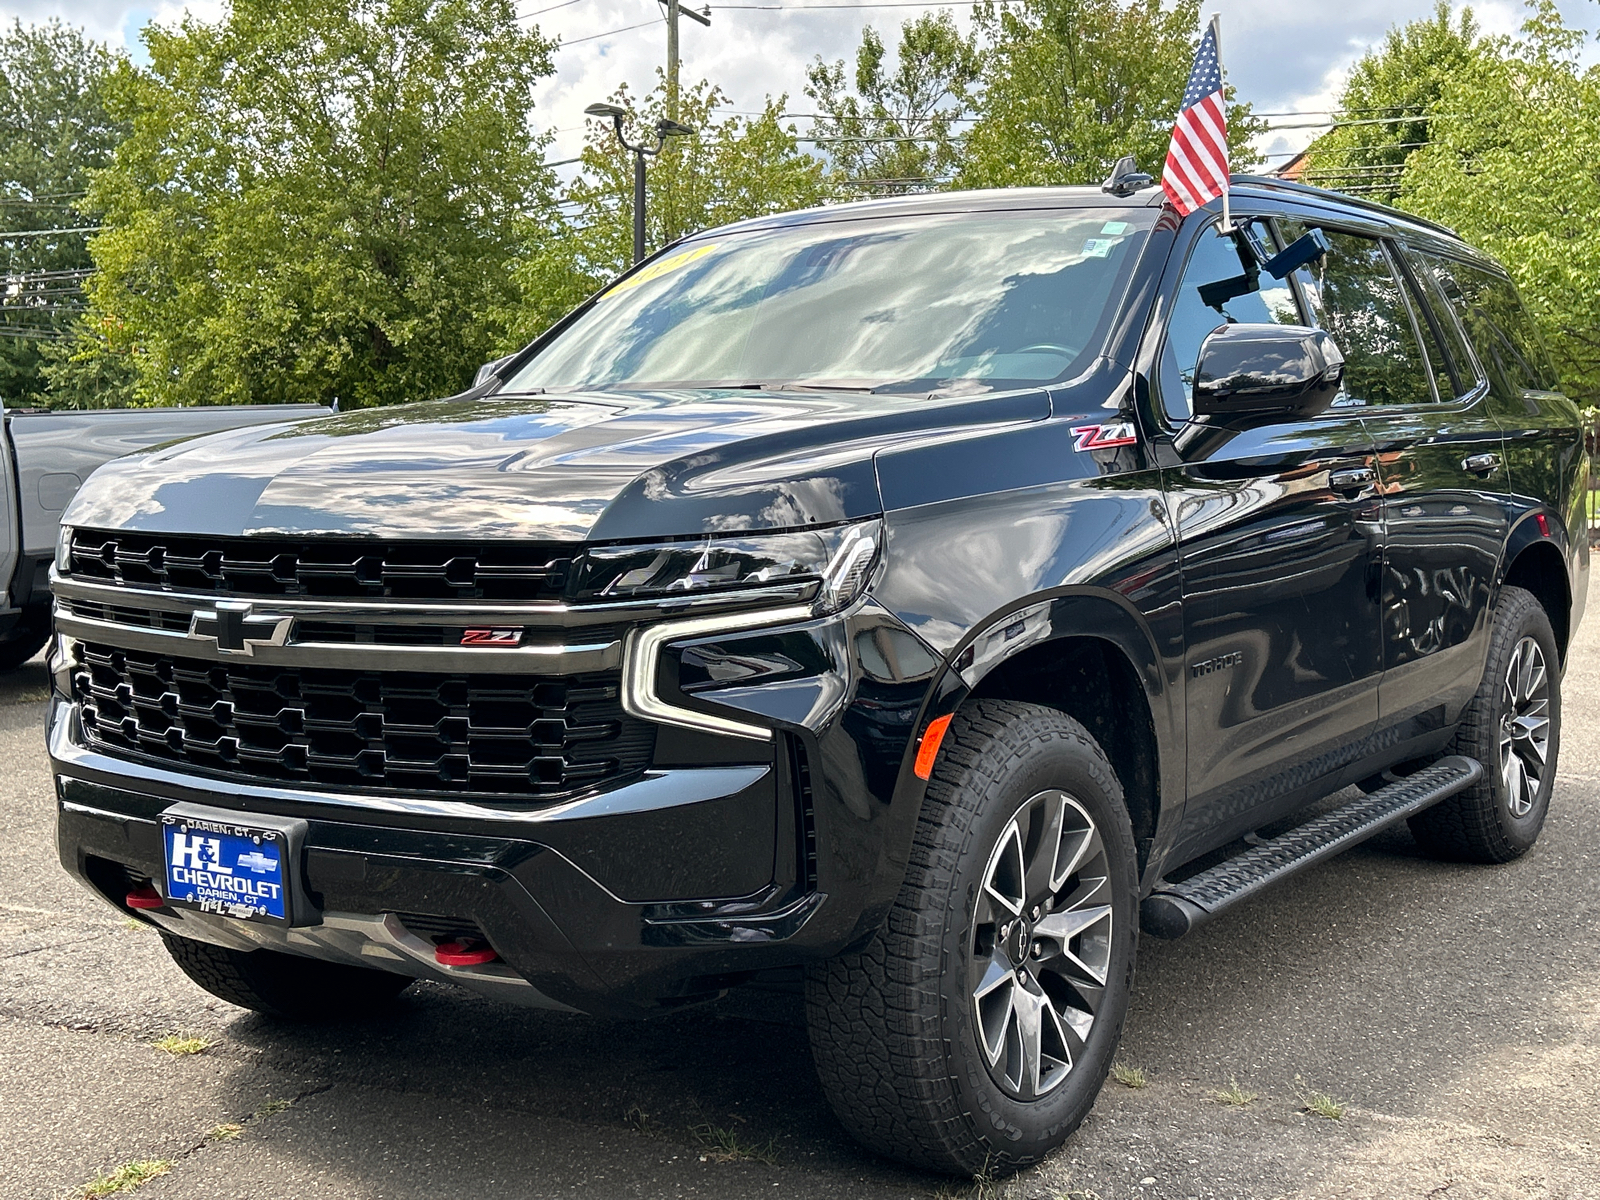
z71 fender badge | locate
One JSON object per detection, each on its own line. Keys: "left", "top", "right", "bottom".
{"left": 1070, "top": 421, "right": 1138, "bottom": 452}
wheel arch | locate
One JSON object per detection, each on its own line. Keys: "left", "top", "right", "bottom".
{"left": 1501, "top": 522, "right": 1571, "bottom": 662}
{"left": 968, "top": 632, "right": 1162, "bottom": 869}
{"left": 905, "top": 589, "right": 1179, "bottom": 876}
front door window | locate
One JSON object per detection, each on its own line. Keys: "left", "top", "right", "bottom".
{"left": 1158, "top": 219, "right": 1302, "bottom": 422}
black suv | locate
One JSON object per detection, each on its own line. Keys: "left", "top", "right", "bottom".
{"left": 50, "top": 177, "right": 1587, "bottom": 1176}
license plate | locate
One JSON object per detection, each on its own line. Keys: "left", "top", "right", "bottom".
{"left": 161, "top": 811, "right": 290, "bottom": 923}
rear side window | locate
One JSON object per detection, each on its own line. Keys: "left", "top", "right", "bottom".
{"left": 1285, "top": 224, "right": 1437, "bottom": 407}
{"left": 1422, "top": 256, "right": 1560, "bottom": 394}
{"left": 1396, "top": 246, "right": 1483, "bottom": 400}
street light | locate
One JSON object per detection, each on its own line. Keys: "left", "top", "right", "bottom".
{"left": 584, "top": 103, "right": 697, "bottom": 265}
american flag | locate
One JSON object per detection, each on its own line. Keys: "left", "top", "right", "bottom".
{"left": 1162, "top": 21, "right": 1229, "bottom": 217}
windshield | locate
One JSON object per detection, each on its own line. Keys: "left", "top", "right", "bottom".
{"left": 504, "top": 208, "right": 1153, "bottom": 395}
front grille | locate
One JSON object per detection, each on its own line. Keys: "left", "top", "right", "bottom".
{"left": 70, "top": 641, "right": 654, "bottom": 800}
{"left": 68, "top": 529, "right": 573, "bottom": 602}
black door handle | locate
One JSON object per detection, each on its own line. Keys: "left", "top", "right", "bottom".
{"left": 1463, "top": 452, "right": 1501, "bottom": 476}
{"left": 1329, "top": 466, "right": 1376, "bottom": 492}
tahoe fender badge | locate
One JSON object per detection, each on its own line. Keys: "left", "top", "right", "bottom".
{"left": 461, "top": 628, "right": 523, "bottom": 647}
{"left": 1070, "top": 421, "right": 1138, "bottom": 452}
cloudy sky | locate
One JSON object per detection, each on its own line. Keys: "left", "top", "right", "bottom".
{"left": 9, "top": 0, "right": 1599, "bottom": 168}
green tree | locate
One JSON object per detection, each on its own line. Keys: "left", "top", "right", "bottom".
{"left": 499, "top": 76, "right": 830, "bottom": 348}
{"left": 1304, "top": 2, "right": 1490, "bottom": 201}
{"left": 1401, "top": 1, "right": 1600, "bottom": 407}
{"left": 958, "top": 0, "right": 1263, "bottom": 189}
{"left": 77, "top": 0, "right": 556, "bottom": 408}
{"left": 0, "top": 20, "right": 126, "bottom": 405}
{"left": 804, "top": 12, "right": 981, "bottom": 196}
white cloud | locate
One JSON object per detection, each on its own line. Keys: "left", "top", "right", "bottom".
{"left": 6, "top": 0, "right": 1599, "bottom": 168}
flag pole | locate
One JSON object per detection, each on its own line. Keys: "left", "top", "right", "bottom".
{"left": 1211, "top": 12, "right": 1231, "bottom": 232}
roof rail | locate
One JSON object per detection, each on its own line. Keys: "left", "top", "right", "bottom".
{"left": 1229, "top": 174, "right": 1460, "bottom": 240}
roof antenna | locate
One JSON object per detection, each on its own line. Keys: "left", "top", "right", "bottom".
{"left": 1101, "top": 156, "right": 1154, "bottom": 197}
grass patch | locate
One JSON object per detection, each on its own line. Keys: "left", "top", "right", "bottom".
{"left": 1303, "top": 1091, "right": 1347, "bottom": 1120}
{"left": 79, "top": 1159, "right": 173, "bottom": 1197}
{"left": 1110, "top": 1062, "right": 1148, "bottom": 1089}
{"left": 206, "top": 1123, "right": 244, "bottom": 1142}
{"left": 119, "top": 918, "right": 150, "bottom": 933}
{"left": 254, "top": 1098, "right": 293, "bottom": 1119}
{"left": 151, "top": 1034, "right": 210, "bottom": 1057}
{"left": 689, "top": 1122, "right": 779, "bottom": 1165}
{"left": 624, "top": 1105, "right": 660, "bottom": 1137}
{"left": 1214, "top": 1078, "right": 1258, "bottom": 1106}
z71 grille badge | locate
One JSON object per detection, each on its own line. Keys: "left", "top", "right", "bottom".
{"left": 460, "top": 628, "right": 524, "bottom": 647}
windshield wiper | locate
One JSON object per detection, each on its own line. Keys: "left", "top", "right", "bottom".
{"left": 722, "top": 380, "right": 885, "bottom": 394}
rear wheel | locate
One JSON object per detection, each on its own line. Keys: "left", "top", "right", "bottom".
{"left": 805, "top": 700, "right": 1138, "bottom": 1176}
{"left": 162, "top": 933, "right": 413, "bottom": 1020}
{"left": 1408, "top": 585, "right": 1560, "bottom": 863}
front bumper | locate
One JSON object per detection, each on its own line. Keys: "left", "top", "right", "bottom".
{"left": 53, "top": 579, "right": 947, "bottom": 1017}
{"left": 52, "top": 701, "right": 836, "bottom": 1014}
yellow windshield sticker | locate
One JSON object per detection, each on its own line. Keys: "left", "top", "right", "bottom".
{"left": 602, "top": 243, "right": 719, "bottom": 298}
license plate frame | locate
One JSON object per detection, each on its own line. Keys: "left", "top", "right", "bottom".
{"left": 159, "top": 804, "right": 310, "bottom": 927}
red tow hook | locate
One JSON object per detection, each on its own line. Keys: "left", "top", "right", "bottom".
{"left": 434, "top": 939, "right": 498, "bottom": 967}
{"left": 125, "top": 883, "right": 165, "bottom": 910}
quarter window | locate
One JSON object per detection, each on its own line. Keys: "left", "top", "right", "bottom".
{"left": 1423, "top": 256, "right": 1559, "bottom": 394}
{"left": 1283, "top": 224, "right": 1437, "bottom": 408}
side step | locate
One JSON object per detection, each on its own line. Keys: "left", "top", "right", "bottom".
{"left": 1141, "top": 755, "right": 1483, "bottom": 939}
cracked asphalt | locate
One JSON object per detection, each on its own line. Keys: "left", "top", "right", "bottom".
{"left": 7, "top": 584, "right": 1598, "bottom": 1200}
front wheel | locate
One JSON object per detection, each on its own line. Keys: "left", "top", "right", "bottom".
{"left": 805, "top": 700, "right": 1139, "bottom": 1176}
{"left": 162, "top": 933, "right": 413, "bottom": 1020}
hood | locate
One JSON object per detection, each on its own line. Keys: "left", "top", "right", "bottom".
{"left": 63, "top": 387, "right": 1051, "bottom": 543}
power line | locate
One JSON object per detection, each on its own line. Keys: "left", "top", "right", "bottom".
{"left": 0, "top": 226, "right": 101, "bottom": 238}
{"left": 519, "top": 0, "right": 593, "bottom": 16}
{"left": 558, "top": 16, "right": 662, "bottom": 47}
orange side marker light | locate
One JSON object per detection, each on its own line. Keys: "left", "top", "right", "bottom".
{"left": 913, "top": 714, "right": 954, "bottom": 780}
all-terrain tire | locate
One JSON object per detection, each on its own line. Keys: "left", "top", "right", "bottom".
{"left": 804, "top": 699, "right": 1139, "bottom": 1177}
{"left": 1408, "top": 585, "right": 1561, "bottom": 863}
{"left": 162, "top": 933, "right": 413, "bottom": 1020}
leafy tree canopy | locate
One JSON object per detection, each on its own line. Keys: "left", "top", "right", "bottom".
{"left": 1401, "top": 0, "right": 1600, "bottom": 408}
{"left": 0, "top": 20, "right": 125, "bottom": 405}
{"left": 957, "top": 0, "right": 1263, "bottom": 188}
{"left": 77, "top": 0, "right": 556, "bottom": 408}
{"left": 805, "top": 12, "right": 981, "bottom": 195}
{"left": 1304, "top": 1, "right": 1491, "bottom": 201}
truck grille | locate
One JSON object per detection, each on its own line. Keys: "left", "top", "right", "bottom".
{"left": 67, "top": 529, "right": 572, "bottom": 602}
{"left": 69, "top": 640, "right": 654, "bottom": 800}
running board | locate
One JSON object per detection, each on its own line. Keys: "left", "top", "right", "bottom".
{"left": 1141, "top": 755, "right": 1483, "bottom": 939}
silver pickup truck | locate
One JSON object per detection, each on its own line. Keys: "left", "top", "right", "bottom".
{"left": 0, "top": 403, "right": 326, "bottom": 668}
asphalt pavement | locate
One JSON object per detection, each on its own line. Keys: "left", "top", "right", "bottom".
{"left": 6, "top": 592, "right": 1598, "bottom": 1200}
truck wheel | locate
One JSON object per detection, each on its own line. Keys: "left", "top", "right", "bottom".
{"left": 161, "top": 933, "right": 412, "bottom": 1020}
{"left": 1409, "top": 585, "right": 1560, "bottom": 863}
{"left": 805, "top": 700, "right": 1138, "bottom": 1177}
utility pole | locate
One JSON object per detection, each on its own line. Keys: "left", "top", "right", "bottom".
{"left": 660, "top": 1, "right": 710, "bottom": 122}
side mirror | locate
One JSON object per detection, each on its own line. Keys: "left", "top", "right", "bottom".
{"left": 474, "top": 353, "right": 515, "bottom": 389}
{"left": 1193, "top": 324, "right": 1345, "bottom": 423}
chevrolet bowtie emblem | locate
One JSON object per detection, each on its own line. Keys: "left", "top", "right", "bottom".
{"left": 188, "top": 601, "right": 293, "bottom": 655}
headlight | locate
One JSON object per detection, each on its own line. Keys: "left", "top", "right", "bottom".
{"left": 571, "top": 518, "right": 881, "bottom": 614}
{"left": 54, "top": 524, "right": 73, "bottom": 575}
